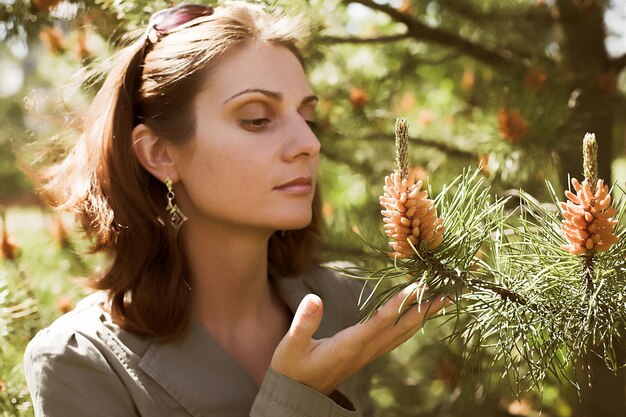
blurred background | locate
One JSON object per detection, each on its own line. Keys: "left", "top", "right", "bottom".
{"left": 1, "top": 0, "right": 626, "bottom": 416}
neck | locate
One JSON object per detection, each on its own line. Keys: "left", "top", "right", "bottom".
{"left": 181, "top": 220, "right": 275, "bottom": 331}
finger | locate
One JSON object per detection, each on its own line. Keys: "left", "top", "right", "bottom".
{"left": 382, "top": 294, "right": 451, "bottom": 353}
{"left": 338, "top": 289, "right": 444, "bottom": 363}
{"left": 419, "top": 293, "right": 451, "bottom": 322}
{"left": 282, "top": 294, "right": 323, "bottom": 355}
{"left": 401, "top": 293, "right": 451, "bottom": 328}
{"left": 356, "top": 284, "right": 420, "bottom": 340}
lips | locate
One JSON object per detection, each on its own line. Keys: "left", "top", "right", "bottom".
{"left": 274, "top": 176, "right": 314, "bottom": 194}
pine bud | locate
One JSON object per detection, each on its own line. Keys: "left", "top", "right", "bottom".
{"left": 57, "top": 295, "right": 74, "bottom": 314}
{"left": 380, "top": 171, "right": 445, "bottom": 258}
{"left": 559, "top": 178, "right": 618, "bottom": 255}
{"left": 39, "top": 27, "right": 65, "bottom": 55}
{"left": 1, "top": 228, "right": 18, "bottom": 261}
{"left": 0, "top": 209, "right": 18, "bottom": 261}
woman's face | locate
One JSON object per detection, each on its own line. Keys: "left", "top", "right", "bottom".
{"left": 171, "top": 41, "right": 320, "bottom": 235}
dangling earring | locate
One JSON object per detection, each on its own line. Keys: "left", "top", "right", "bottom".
{"left": 165, "top": 176, "right": 187, "bottom": 233}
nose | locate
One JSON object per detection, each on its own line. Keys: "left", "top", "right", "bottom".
{"left": 283, "top": 114, "right": 321, "bottom": 161}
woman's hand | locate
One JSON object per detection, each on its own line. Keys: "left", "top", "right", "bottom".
{"left": 270, "top": 284, "right": 448, "bottom": 395}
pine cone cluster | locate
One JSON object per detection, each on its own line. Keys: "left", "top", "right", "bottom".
{"left": 559, "top": 178, "right": 618, "bottom": 255}
{"left": 380, "top": 171, "right": 445, "bottom": 258}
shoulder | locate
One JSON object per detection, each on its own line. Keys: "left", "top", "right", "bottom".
{"left": 24, "top": 291, "right": 149, "bottom": 377}
{"left": 24, "top": 292, "right": 149, "bottom": 415}
{"left": 25, "top": 292, "right": 109, "bottom": 359}
{"left": 24, "top": 292, "right": 117, "bottom": 390}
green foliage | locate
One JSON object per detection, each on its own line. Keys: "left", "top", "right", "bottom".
{"left": 471, "top": 181, "right": 626, "bottom": 388}
{"left": 334, "top": 164, "right": 626, "bottom": 411}
{"left": 0, "top": 208, "right": 97, "bottom": 417}
{"left": 0, "top": 264, "right": 38, "bottom": 417}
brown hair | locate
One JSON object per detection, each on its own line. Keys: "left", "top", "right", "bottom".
{"left": 36, "top": 2, "right": 320, "bottom": 339}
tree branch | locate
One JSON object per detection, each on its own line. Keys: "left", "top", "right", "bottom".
{"left": 321, "top": 132, "right": 476, "bottom": 174}
{"left": 320, "top": 33, "right": 412, "bottom": 44}
{"left": 321, "top": 147, "right": 376, "bottom": 177}
{"left": 320, "top": 33, "right": 462, "bottom": 65}
{"left": 343, "top": 0, "right": 525, "bottom": 72}
{"left": 363, "top": 133, "right": 478, "bottom": 159}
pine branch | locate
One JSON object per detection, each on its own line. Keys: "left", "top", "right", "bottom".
{"left": 435, "top": 0, "right": 555, "bottom": 62}
{"left": 583, "top": 253, "right": 594, "bottom": 294}
{"left": 319, "top": 33, "right": 412, "bottom": 44}
{"left": 362, "top": 133, "right": 477, "bottom": 159}
{"left": 424, "top": 253, "right": 531, "bottom": 306}
{"left": 342, "top": 0, "right": 525, "bottom": 72}
{"left": 439, "top": 0, "right": 556, "bottom": 25}
{"left": 411, "top": 52, "right": 463, "bottom": 66}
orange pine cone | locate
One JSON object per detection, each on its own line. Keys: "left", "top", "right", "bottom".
{"left": 497, "top": 108, "right": 528, "bottom": 143}
{"left": 380, "top": 171, "right": 445, "bottom": 258}
{"left": 559, "top": 178, "right": 618, "bottom": 255}
{"left": 349, "top": 88, "right": 369, "bottom": 110}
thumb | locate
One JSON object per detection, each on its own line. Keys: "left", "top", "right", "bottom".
{"left": 284, "top": 294, "right": 323, "bottom": 354}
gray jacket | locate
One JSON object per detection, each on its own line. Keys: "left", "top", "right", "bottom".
{"left": 24, "top": 266, "right": 376, "bottom": 417}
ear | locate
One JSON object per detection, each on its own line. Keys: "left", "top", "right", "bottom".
{"left": 131, "top": 124, "right": 179, "bottom": 183}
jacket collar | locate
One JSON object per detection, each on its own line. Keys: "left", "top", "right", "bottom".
{"left": 139, "top": 319, "right": 258, "bottom": 416}
{"left": 138, "top": 269, "right": 339, "bottom": 416}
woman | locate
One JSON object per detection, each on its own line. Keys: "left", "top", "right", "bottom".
{"left": 24, "top": 2, "right": 446, "bottom": 416}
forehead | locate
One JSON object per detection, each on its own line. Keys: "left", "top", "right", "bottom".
{"left": 204, "top": 41, "right": 311, "bottom": 101}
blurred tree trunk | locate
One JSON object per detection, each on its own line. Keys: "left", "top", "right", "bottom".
{"left": 556, "top": 3, "right": 625, "bottom": 416}
{"left": 557, "top": 0, "right": 614, "bottom": 186}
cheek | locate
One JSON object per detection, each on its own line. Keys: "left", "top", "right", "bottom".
{"left": 180, "top": 146, "right": 267, "bottom": 201}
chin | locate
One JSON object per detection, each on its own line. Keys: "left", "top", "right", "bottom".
{"left": 276, "top": 211, "right": 313, "bottom": 231}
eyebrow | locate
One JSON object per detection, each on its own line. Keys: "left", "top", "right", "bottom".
{"left": 223, "top": 88, "right": 318, "bottom": 106}
{"left": 301, "top": 95, "right": 319, "bottom": 105}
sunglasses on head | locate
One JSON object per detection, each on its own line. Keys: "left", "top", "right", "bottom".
{"left": 144, "top": 3, "right": 214, "bottom": 44}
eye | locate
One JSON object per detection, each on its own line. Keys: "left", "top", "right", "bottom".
{"left": 240, "top": 118, "right": 271, "bottom": 131}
